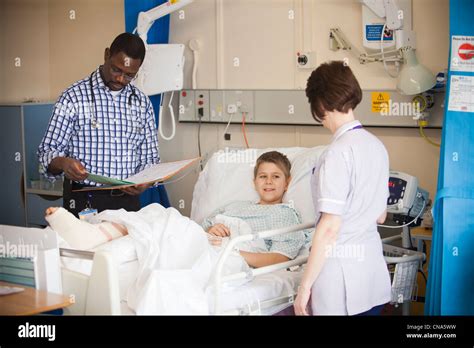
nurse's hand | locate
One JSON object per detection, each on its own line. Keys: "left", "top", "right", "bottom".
{"left": 294, "top": 285, "right": 311, "bottom": 316}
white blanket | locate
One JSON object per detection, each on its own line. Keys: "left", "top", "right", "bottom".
{"left": 96, "top": 203, "right": 249, "bottom": 315}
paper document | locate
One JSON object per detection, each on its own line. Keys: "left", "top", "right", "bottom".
{"left": 74, "top": 158, "right": 200, "bottom": 192}
{"left": 86, "top": 174, "right": 133, "bottom": 186}
{"left": 0, "top": 286, "right": 25, "bottom": 296}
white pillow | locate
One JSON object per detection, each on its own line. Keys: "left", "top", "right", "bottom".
{"left": 191, "top": 146, "right": 326, "bottom": 225}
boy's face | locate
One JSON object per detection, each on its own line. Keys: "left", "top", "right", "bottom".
{"left": 254, "top": 162, "right": 290, "bottom": 205}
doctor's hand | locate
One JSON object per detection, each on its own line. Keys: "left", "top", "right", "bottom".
{"left": 208, "top": 224, "right": 230, "bottom": 238}
{"left": 121, "top": 183, "right": 153, "bottom": 196}
{"left": 57, "top": 158, "right": 88, "bottom": 182}
{"left": 294, "top": 285, "right": 311, "bottom": 316}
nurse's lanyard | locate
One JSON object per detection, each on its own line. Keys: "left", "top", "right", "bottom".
{"left": 338, "top": 124, "right": 363, "bottom": 138}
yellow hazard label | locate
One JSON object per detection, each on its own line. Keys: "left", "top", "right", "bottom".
{"left": 371, "top": 92, "right": 391, "bottom": 113}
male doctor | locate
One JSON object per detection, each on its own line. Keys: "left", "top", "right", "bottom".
{"left": 38, "top": 33, "right": 160, "bottom": 216}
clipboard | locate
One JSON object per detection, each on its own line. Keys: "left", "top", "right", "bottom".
{"left": 72, "top": 157, "right": 200, "bottom": 192}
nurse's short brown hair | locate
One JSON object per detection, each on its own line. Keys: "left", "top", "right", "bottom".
{"left": 254, "top": 151, "right": 291, "bottom": 179}
{"left": 306, "top": 61, "right": 362, "bottom": 122}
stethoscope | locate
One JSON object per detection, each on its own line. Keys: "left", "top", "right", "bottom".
{"left": 88, "top": 69, "right": 142, "bottom": 129}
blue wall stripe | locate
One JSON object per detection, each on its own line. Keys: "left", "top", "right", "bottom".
{"left": 426, "top": 0, "right": 474, "bottom": 315}
{"left": 124, "top": 0, "right": 171, "bottom": 208}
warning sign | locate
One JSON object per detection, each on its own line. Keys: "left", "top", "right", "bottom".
{"left": 451, "top": 36, "right": 474, "bottom": 72}
{"left": 459, "top": 43, "right": 474, "bottom": 60}
{"left": 371, "top": 92, "right": 391, "bottom": 113}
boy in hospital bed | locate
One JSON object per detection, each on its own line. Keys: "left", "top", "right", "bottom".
{"left": 44, "top": 151, "right": 307, "bottom": 269}
{"left": 202, "top": 151, "right": 307, "bottom": 268}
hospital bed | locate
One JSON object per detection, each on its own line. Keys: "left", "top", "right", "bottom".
{"left": 190, "top": 146, "right": 325, "bottom": 314}
{"left": 210, "top": 221, "right": 314, "bottom": 314}
{"left": 59, "top": 222, "right": 315, "bottom": 315}
{"left": 2, "top": 146, "right": 325, "bottom": 315}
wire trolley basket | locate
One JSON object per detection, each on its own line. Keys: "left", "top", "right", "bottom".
{"left": 382, "top": 241, "right": 426, "bottom": 305}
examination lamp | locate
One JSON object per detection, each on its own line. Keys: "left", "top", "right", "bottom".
{"left": 396, "top": 49, "right": 436, "bottom": 95}
{"left": 134, "top": 0, "right": 194, "bottom": 141}
{"left": 136, "top": 0, "right": 194, "bottom": 43}
{"left": 133, "top": 0, "right": 194, "bottom": 97}
{"left": 329, "top": 0, "right": 436, "bottom": 95}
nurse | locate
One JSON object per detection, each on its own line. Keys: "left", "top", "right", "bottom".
{"left": 294, "top": 61, "right": 392, "bottom": 315}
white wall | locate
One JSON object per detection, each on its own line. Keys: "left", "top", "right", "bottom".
{"left": 47, "top": 0, "right": 125, "bottom": 99}
{"left": 0, "top": 0, "right": 449, "bottom": 219}
{"left": 0, "top": 0, "right": 125, "bottom": 103}
{"left": 0, "top": 0, "right": 51, "bottom": 103}
{"left": 159, "top": 0, "right": 448, "bottom": 217}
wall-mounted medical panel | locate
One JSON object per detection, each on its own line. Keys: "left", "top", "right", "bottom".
{"left": 178, "top": 90, "right": 211, "bottom": 121}
{"left": 255, "top": 91, "right": 311, "bottom": 124}
{"left": 178, "top": 90, "right": 196, "bottom": 121}
{"left": 209, "top": 90, "right": 255, "bottom": 123}
{"left": 209, "top": 91, "right": 225, "bottom": 122}
{"left": 194, "top": 90, "right": 210, "bottom": 121}
{"left": 179, "top": 89, "right": 444, "bottom": 128}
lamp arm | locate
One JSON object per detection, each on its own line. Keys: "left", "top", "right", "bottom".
{"left": 361, "top": 49, "right": 403, "bottom": 62}
{"left": 136, "top": 0, "right": 194, "bottom": 42}
{"left": 329, "top": 28, "right": 364, "bottom": 60}
{"left": 330, "top": 27, "right": 402, "bottom": 64}
{"left": 137, "top": 12, "right": 153, "bottom": 43}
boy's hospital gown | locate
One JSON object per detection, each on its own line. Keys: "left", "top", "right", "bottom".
{"left": 202, "top": 201, "right": 309, "bottom": 260}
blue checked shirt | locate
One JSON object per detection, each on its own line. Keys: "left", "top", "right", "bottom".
{"left": 38, "top": 68, "right": 160, "bottom": 186}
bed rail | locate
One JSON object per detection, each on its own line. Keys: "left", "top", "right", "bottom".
{"left": 212, "top": 222, "right": 315, "bottom": 314}
{"left": 223, "top": 294, "right": 298, "bottom": 315}
{"left": 60, "top": 248, "right": 94, "bottom": 260}
{"left": 59, "top": 248, "right": 121, "bottom": 315}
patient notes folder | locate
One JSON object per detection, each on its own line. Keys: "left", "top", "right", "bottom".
{"left": 74, "top": 158, "right": 200, "bottom": 192}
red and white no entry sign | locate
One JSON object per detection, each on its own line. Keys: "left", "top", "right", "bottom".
{"left": 458, "top": 43, "right": 474, "bottom": 60}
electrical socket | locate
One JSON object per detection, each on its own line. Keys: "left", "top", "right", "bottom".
{"left": 227, "top": 104, "right": 238, "bottom": 114}
{"left": 240, "top": 104, "right": 250, "bottom": 113}
{"left": 296, "top": 51, "right": 317, "bottom": 69}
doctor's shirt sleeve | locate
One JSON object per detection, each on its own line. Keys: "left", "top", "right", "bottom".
{"left": 314, "top": 149, "right": 351, "bottom": 216}
{"left": 37, "top": 93, "right": 77, "bottom": 181}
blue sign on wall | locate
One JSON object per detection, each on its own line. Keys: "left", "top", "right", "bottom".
{"left": 366, "top": 24, "right": 394, "bottom": 41}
